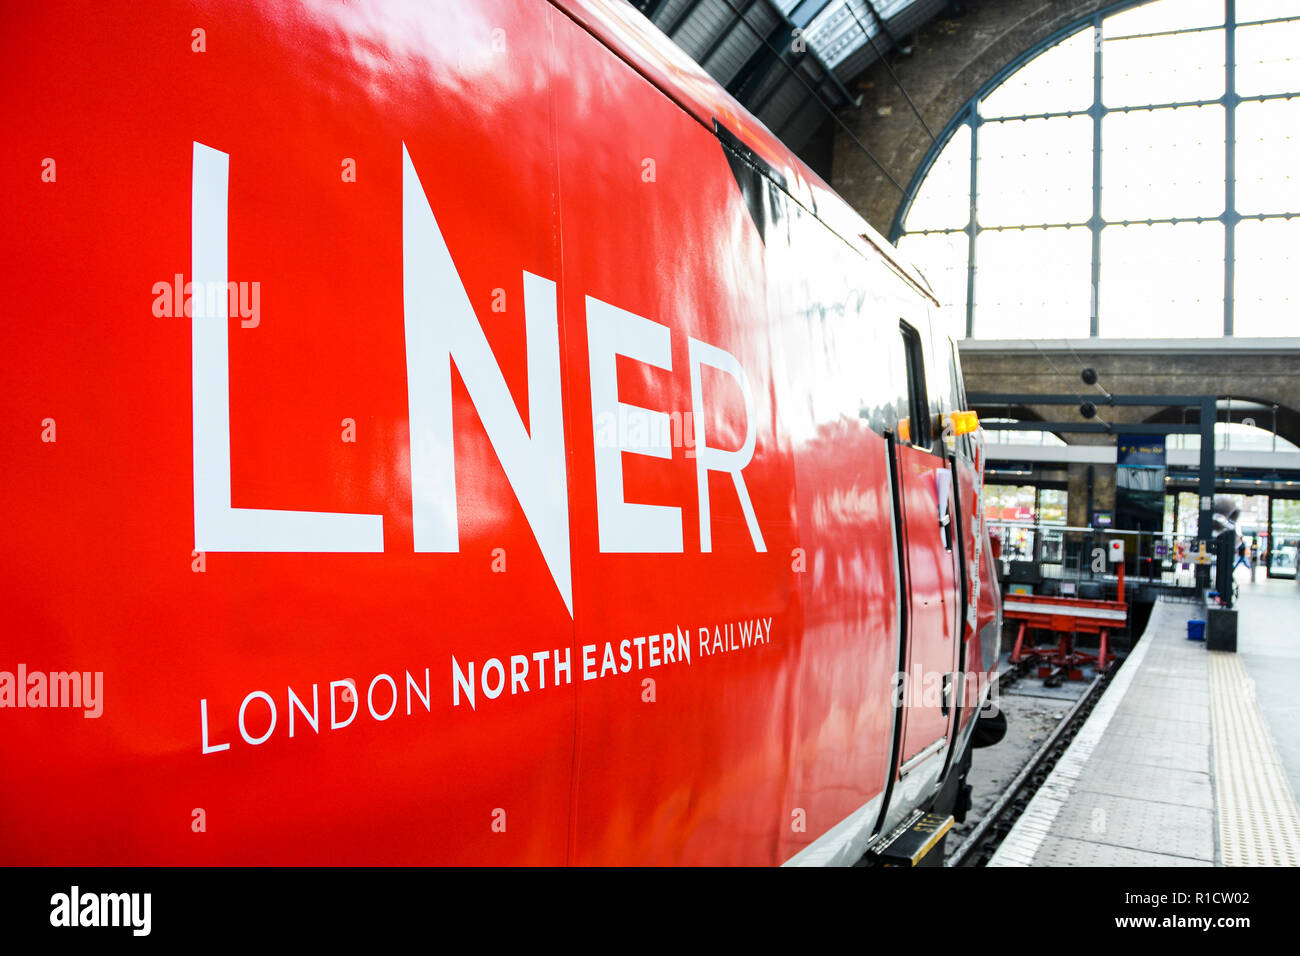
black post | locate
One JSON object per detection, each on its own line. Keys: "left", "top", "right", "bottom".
{"left": 1215, "top": 530, "right": 1235, "bottom": 607}
{"left": 1196, "top": 396, "right": 1217, "bottom": 589}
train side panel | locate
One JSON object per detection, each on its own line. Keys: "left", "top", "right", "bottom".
{"left": 547, "top": 10, "right": 798, "bottom": 866}
{"left": 0, "top": 0, "right": 996, "bottom": 865}
{"left": 762, "top": 176, "right": 915, "bottom": 864}
{"left": 0, "top": 0, "right": 580, "bottom": 865}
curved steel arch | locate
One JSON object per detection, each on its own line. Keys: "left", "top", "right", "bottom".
{"left": 1143, "top": 398, "right": 1300, "bottom": 451}
{"left": 885, "top": 0, "right": 1294, "bottom": 339}
{"left": 887, "top": 0, "right": 1151, "bottom": 242}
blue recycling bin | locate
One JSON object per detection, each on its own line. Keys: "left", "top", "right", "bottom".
{"left": 1188, "top": 620, "right": 1206, "bottom": 641}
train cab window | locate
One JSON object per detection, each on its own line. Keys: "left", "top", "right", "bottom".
{"left": 899, "top": 320, "right": 931, "bottom": 449}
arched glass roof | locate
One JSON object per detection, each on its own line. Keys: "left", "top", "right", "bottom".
{"left": 636, "top": 0, "right": 949, "bottom": 153}
{"left": 892, "top": 0, "right": 1300, "bottom": 339}
{"left": 1168, "top": 421, "right": 1300, "bottom": 452}
{"left": 980, "top": 418, "right": 1070, "bottom": 446}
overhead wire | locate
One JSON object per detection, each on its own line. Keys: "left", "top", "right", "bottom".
{"left": 844, "top": 0, "right": 937, "bottom": 145}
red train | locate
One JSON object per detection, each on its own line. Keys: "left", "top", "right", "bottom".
{"left": 0, "top": 0, "right": 1001, "bottom": 865}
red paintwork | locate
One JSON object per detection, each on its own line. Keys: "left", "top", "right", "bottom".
{"left": 0, "top": 0, "right": 999, "bottom": 865}
{"left": 895, "top": 444, "right": 959, "bottom": 764}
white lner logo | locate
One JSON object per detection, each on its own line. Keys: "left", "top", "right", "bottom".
{"left": 190, "top": 143, "right": 765, "bottom": 616}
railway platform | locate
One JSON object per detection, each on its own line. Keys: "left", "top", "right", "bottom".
{"left": 989, "top": 579, "right": 1300, "bottom": 867}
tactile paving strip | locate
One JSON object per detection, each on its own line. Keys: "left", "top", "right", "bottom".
{"left": 1209, "top": 650, "right": 1300, "bottom": 866}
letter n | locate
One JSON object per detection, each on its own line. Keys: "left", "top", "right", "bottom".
{"left": 401, "top": 143, "right": 571, "bottom": 614}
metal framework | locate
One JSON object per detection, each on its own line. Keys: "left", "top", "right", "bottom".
{"left": 969, "top": 391, "right": 1218, "bottom": 548}
{"left": 890, "top": 0, "right": 1300, "bottom": 338}
{"left": 635, "top": 0, "right": 948, "bottom": 152}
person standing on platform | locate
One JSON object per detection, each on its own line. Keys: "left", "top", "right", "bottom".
{"left": 1232, "top": 539, "right": 1249, "bottom": 575}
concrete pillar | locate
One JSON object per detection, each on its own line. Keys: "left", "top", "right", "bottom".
{"left": 1066, "top": 463, "right": 1115, "bottom": 527}
{"left": 1094, "top": 466, "right": 1116, "bottom": 520}
{"left": 1067, "top": 464, "right": 1090, "bottom": 528}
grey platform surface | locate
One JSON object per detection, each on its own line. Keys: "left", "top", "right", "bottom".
{"left": 988, "top": 585, "right": 1300, "bottom": 867}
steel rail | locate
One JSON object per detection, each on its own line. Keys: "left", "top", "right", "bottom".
{"left": 946, "top": 663, "right": 1117, "bottom": 867}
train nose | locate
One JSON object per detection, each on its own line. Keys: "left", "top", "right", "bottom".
{"left": 973, "top": 707, "right": 1008, "bottom": 748}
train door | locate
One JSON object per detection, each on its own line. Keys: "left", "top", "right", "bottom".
{"left": 882, "top": 318, "right": 960, "bottom": 829}
{"left": 941, "top": 336, "right": 985, "bottom": 749}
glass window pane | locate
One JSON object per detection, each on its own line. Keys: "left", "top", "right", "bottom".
{"left": 980, "top": 420, "right": 1068, "bottom": 446}
{"left": 1237, "top": 1, "right": 1300, "bottom": 23}
{"left": 902, "top": 124, "right": 970, "bottom": 231}
{"left": 1104, "top": 0, "right": 1224, "bottom": 36}
{"left": 1234, "top": 218, "right": 1300, "bottom": 336}
{"left": 897, "top": 232, "right": 969, "bottom": 324}
{"left": 1099, "top": 221, "right": 1224, "bottom": 336}
{"left": 977, "top": 115, "right": 1092, "bottom": 226}
{"left": 1236, "top": 100, "right": 1300, "bottom": 215}
{"left": 1235, "top": 20, "right": 1300, "bottom": 97}
{"left": 1213, "top": 422, "right": 1299, "bottom": 452}
{"left": 1270, "top": 498, "right": 1300, "bottom": 579}
{"left": 1102, "top": 105, "right": 1224, "bottom": 220}
{"left": 972, "top": 227, "right": 1092, "bottom": 338}
{"left": 1040, "top": 488, "right": 1069, "bottom": 524}
{"left": 1174, "top": 492, "right": 1200, "bottom": 537}
{"left": 1102, "top": 29, "right": 1224, "bottom": 107}
{"left": 979, "top": 27, "right": 1094, "bottom": 119}
{"left": 984, "top": 485, "right": 1037, "bottom": 522}
{"left": 890, "top": 0, "right": 1300, "bottom": 343}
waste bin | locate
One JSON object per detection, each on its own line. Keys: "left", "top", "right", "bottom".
{"left": 1187, "top": 620, "right": 1206, "bottom": 641}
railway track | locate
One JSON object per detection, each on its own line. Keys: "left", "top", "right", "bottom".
{"left": 946, "top": 658, "right": 1122, "bottom": 867}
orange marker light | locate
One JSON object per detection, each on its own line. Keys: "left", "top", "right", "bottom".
{"left": 949, "top": 410, "right": 980, "bottom": 436}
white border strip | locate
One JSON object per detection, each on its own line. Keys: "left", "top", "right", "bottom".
{"left": 986, "top": 602, "right": 1162, "bottom": 866}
